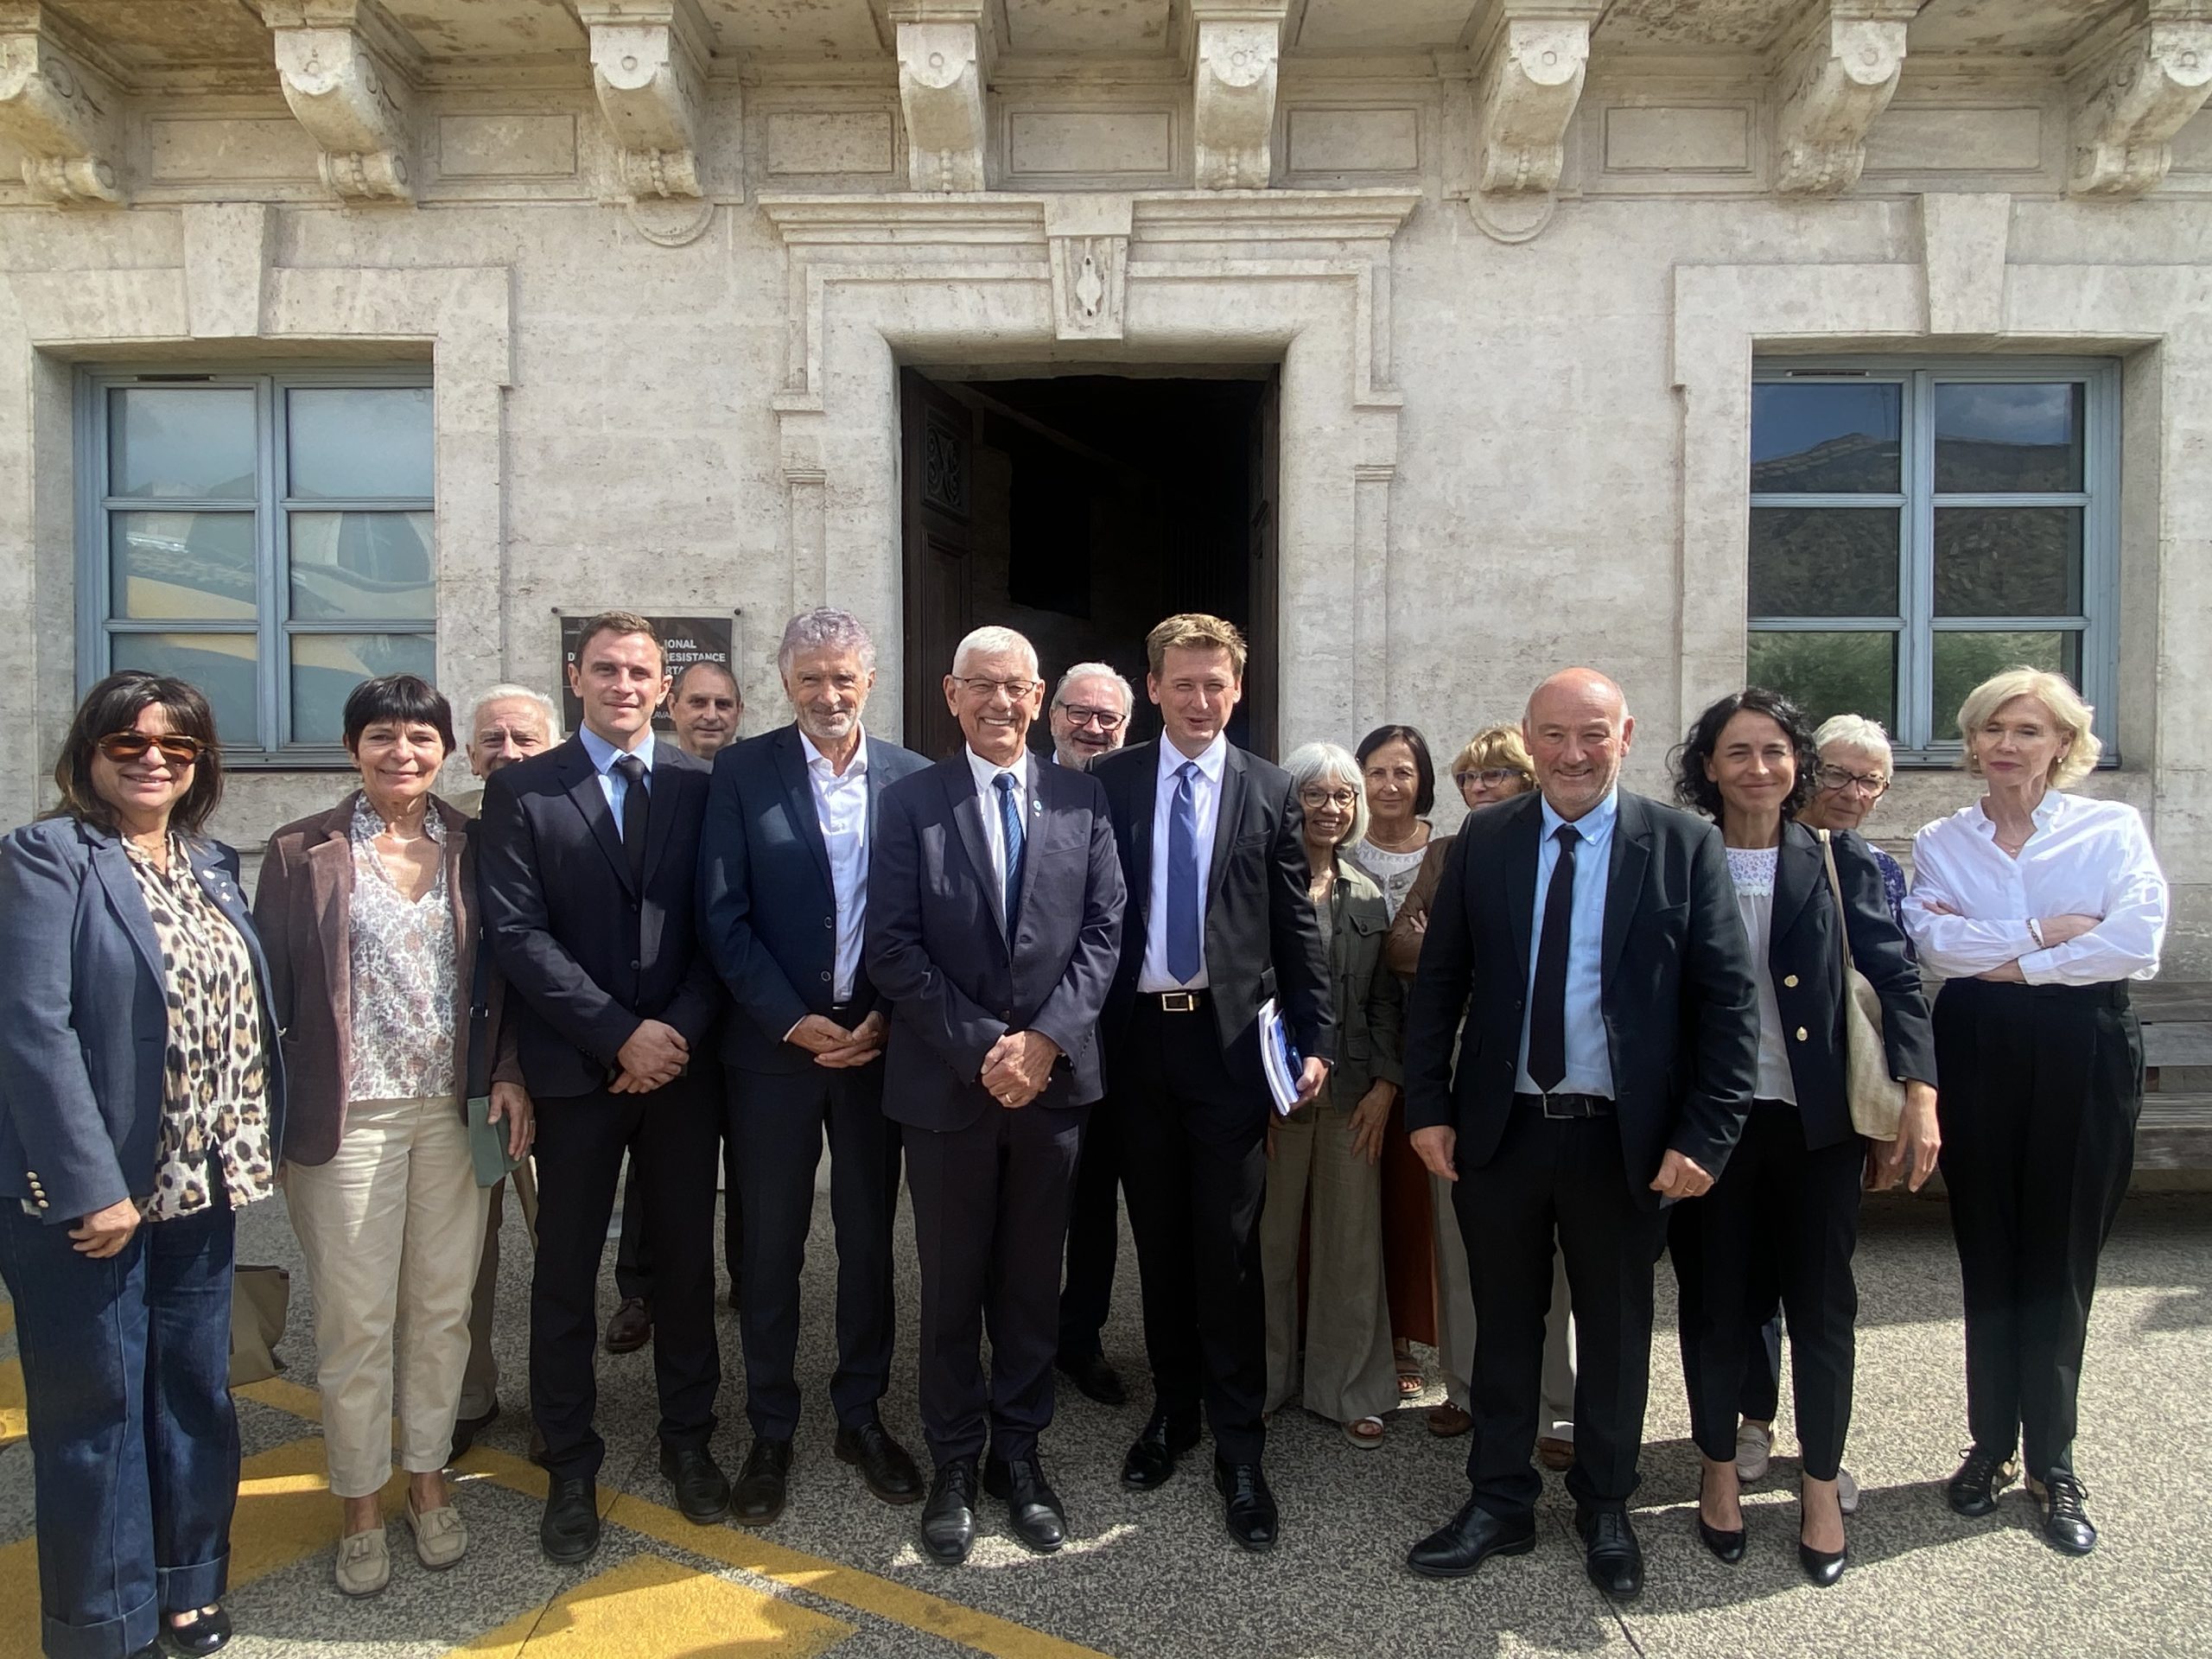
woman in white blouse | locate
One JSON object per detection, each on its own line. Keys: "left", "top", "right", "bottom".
{"left": 1904, "top": 667, "right": 2167, "bottom": 1558}
{"left": 255, "top": 676, "right": 531, "bottom": 1596}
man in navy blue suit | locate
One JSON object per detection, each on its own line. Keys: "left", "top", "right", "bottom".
{"left": 697, "top": 608, "right": 930, "bottom": 1526}
{"left": 866, "top": 626, "right": 1127, "bottom": 1565}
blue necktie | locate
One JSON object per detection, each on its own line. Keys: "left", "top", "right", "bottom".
{"left": 1166, "top": 760, "right": 1202, "bottom": 982}
{"left": 994, "top": 772, "right": 1026, "bottom": 935}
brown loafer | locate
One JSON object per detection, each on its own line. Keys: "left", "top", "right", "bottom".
{"left": 1427, "top": 1402, "right": 1472, "bottom": 1438}
{"left": 1538, "top": 1436, "right": 1575, "bottom": 1471}
{"left": 604, "top": 1297, "right": 652, "bottom": 1355}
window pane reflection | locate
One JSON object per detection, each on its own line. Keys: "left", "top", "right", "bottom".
{"left": 289, "top": 512, "right": 435, "bottom": 620}
{"left": 110, "top": 388, "right": 256, "bottom": 499}
{"left": 288, "top": 388, "right": 434, "bottom": 500}
{"left": 290, "top": 632, "right": 435, "bottom": 745}
{"left": 1745, "top": 631, "right": 1896, "bottom": 731}
{"left": 1931, "top": 632, "right": 2081, "bottom": 738}
{"left": 111, "top": 512, "right": 257, "bottom": 620}
{"left": 1934, "top": 507, "right": 2082, "bottom": 617}
{"left": 1934, "top": 383, "right": 2083, "bottom": 493}
{"left": 111, "top": 632, "right": 260, "bottom": 747}
{"left": 1749, "top": 507, "right": 1899, "bottom": 617}
{"left": 1751, "top": 383, "right": 1901, "bottom": 493}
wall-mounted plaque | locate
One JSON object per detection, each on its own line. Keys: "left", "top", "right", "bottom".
{"left": 556, "top": 611, "right": 736, "bottom": 735}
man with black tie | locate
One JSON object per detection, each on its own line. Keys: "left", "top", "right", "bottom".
{"left": 696, "top": 608, "right": 929, "bottom": 1526}
{"left": 479, "top": 611, "right": 729, "bottom": 1564}
{"left": 1090, "top": 613, "right": 1332, "bottom": 1554}
{"left": 1402, "top": 667, "right": 1759, "bottom": 1599}
{"left": 866, "top": 626, "right": 1126, "bottom": 1565}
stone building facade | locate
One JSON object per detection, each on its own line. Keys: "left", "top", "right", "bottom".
{"left": 2, "top": 0, "right": 2209, "bottom": 968}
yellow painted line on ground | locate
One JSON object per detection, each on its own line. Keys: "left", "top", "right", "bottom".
{"left": 458, "top": 1550, "right": 855, "bottom": 1659}
{"left": 0, "top": 1298, "right": 14, "bottom": 1336}
{"left": 0, "top": 1359, "right": 23, "bottom": 1448}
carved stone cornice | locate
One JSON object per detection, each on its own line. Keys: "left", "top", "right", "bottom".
{"left": 892, "top": 2, "right": 992, "bottom": 193}
{"left": 1773, "top": 2, "right": 1916, "bottom": 197}
{"left": 257, "top": 0, "right": 416, "bottom": 201}
{"left": 2068, "top": 4, "right": 2212, "bottom": 199}
{"left": 1461, "top": 1, "right": 1603, "bottom": 242}
{"left": 574, "top": 0, "right": 709, "bottom": 200}
{"left": 0, "top": 3, "right": 124, "bottom": 206}
{"left": 1188, "top": 0, "right": 1287, "bottom": 190}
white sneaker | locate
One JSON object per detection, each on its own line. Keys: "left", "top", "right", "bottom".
{"left": 1734, "top": 1421, "right": 1772, "bottom": 1483}
{"left": 1838, "top": 1465, "right": 1859, "bottom": 1515}
{"left": 335, "top": 1526, "right": 391, "bottom": 1598}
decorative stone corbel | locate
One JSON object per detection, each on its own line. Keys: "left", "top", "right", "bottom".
{"left": 1462, "top": 2, "right": 1603, "bottom": 241}
{"left": 893, "top": 2, "right": 990, "bottom": 194}
{"left": 575, "top": 0, "right": 709, "bottom": 200}
{"left": 2068, "top": 3, "right": 2212, "bottom": 199}
{"left": 1045, "top": 195, "right": 1131, "bottom": 341}
{"left": 257, "top": 0, "right": 415, "bottom": 202}
{"left": 1772, "top": 2, "right": 1915, "bottom": 196}
{"left": 1189, "top": 1, "right": 1287, "bottom": 190}
{"left": 0, "top": 3, "right": 124, "bottom": 206}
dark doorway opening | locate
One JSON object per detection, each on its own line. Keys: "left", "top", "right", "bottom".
{"left": 900, "top": 367, "right": 1279, "bottom": 763}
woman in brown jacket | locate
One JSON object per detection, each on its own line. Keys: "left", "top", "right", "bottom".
{"left": 253, "top": 675, "right": 528, "bottom": 1599}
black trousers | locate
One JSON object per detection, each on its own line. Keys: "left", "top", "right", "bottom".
{"left": 529, "top": 1072, "right": 721, "bottom": 1480}
{"left": 728, "top": 1061, "right": 902, "bottom": 1440}
{"left": 904, "top": 1099, "right": 1085, "bottom": 1465}
{"left": 615, "top": 1067, "right": 741, "bottom": 1301}
{"left": 1935, "top": 977, "right": 2140, "bottom": 1478}
{"left": 1058, "top": 1095, "right": 1122, "bottom": 1362}
{"left": 1116, "top": 1000, "right": 1271, "bottom": 1465}
{"left": 1673, "top": 1101, "right": 1864, "bottom": 1480}
{"left": 1454, "top": 1104, "right": 1666, "bottom": 1519}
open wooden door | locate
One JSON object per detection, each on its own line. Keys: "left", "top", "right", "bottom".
{"left": 900, "top": 367, "right": 975, "bottom": 760}
{"left": 1243, "top": 366, "right": 1281, "bottom": 760}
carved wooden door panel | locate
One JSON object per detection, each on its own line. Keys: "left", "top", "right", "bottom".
{"left": 1244, "top": 367, "right": 1281, "bottom": 760}
{"left": 901, "top": 367, "right": 974, "bottom": 760}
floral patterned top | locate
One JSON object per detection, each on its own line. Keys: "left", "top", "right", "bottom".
{"left": 123, "top": 836, "right": 276, "bottom": 1220}
{"left": 346, "top": 796, "right": 459, "bottom": 1103}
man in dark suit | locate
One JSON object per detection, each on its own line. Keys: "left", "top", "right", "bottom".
{"left": 697, "top": 608, "right": 929, "bottom": 1526}
{"left": 866, "top": 626, "right": 1126, "bottom": 1565}
{"left": 479, "top": 611, "right": 729, "bottom": 1565}
{"left": 1402, "top": 667, "right": 1759, "bottom": 1599}
{"left": 1090, "top": 613, "right": 1332, "bottom": 1554}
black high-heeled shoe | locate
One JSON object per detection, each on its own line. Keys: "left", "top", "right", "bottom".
{"left": 1798, "top": 1538, "right": 1847, "bottom": 1586}
{"left": 1696, "top": 1472, "right": 1745, "bottom": 1564}
{"left": 162, "top": 1605, "right": 232, "bottom": 1656}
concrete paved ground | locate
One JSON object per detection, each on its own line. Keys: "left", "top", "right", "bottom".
{"left": 3, "top": 1188, "right": 2209, "bottom": 1659}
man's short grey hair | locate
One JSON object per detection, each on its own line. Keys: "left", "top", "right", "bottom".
{"left": 1813, "top": 713, "right": 1894, "bottom": 768}
{"left": 671, "top": 658, "right": 740, "bottom": 699}
{"left": 778, "top": 607, "right": 876, "bottom": 678}
{"left": 1052, "top": 662, "right": 1135, "bottom": 714}
{"left": 1282, "top": 741, "right": 1370, "bottom": 850}
{"left": 951, "top": 625, "right": 1039, "bottom": 678}
{"left": 467, "top": 682, "right": 562, "bottom": 741}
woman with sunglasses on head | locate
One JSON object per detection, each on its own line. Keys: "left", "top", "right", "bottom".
{"left": 0, "top": 672, "right": 283, "bottom": 1659}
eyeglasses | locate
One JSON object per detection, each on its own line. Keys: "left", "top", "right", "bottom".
{"left": 1815, "top": 764, "right": 1889, "bottom": 797}
{"left": 97, "top": 731, "right": 206, "bottom": 766}
{"left": 953, "top": 676, "right": 1039, "bottom": 701}
{"left": 1299, "top": 786, "right": 1358, "bottom": 810}
{"left": 1454, "top": 767, "right": 1524, "bottom": 790}
{"left": 1058, "top": 706, "right": 1126, "bottom": 731}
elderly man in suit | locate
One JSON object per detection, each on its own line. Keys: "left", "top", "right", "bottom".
{"left": 478, "top": 610, "right": 729, "bottom": 1565}
{"left": 1090, "top": 613, "right": 1332, "bottom": 1554}
{"left": 866, "top": 625, "right": 1127, "bottom": 1565}
{"left": 1402, "top": 667, "right": 1759, "bottom": 1600}
{"left": 697, "top": 608, "right": 930, "bottom": 1526}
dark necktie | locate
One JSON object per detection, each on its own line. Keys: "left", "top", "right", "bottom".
{"left": 1527, "top": 822, "right": 1579, "bottom": 1091}
{"left": 1166, "top": 761, "right": 1202, "bottom": 982}
{"left": 994, "top": 771, "right": 1025, "bottom": 934}
{"left": 613, "top": 753, "right": 648, "bottom": 883}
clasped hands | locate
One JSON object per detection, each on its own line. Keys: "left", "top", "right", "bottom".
{"left": 788, "top": 1011, "right": 888, "bottom": 1070}
{"left": 611, "top": 1018, "right": 690, "bottom": 1093}
{"left": 979, "top": 1029, "right": 1061, "bottom": 1109}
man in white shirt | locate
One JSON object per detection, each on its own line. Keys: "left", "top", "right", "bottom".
{"left": 697, "top": 609, "right": 931, "bottom": 1528}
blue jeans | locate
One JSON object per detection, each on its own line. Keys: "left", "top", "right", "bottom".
{"left": 0, "top": 1190, "right": 238, "bottom": 1659}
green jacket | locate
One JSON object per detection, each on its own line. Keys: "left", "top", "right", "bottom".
{"left": 1321, "top": 858, "right": 1405, "bottom": 1104}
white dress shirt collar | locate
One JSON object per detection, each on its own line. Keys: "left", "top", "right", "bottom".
{"left": 579, "top": 721, "right": 655, "bottom": 775}
{"left": 1158, "top": 730, "right": 1229, "bottom": 787}
{"left": 1538, "top": 785, "right": 1619, "bottom": 847}
{"left": 799, "top": 726, "right": 868, "bottom": 779}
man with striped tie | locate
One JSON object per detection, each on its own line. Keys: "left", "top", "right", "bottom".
{"left": 865, "top": 625, "right": 1127, "bottom": 1565}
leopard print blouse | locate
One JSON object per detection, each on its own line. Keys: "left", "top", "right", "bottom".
{"left": 124, "top": 836, "right": 276, "bottom": 1220}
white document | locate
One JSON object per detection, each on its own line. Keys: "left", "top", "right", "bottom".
{"left": 1258, "top": 996, "right": 1302, "bottom": 1116}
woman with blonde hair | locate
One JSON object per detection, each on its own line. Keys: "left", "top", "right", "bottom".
{"left": 1904, "top": 668, "right": 2165, "bottom": 1556}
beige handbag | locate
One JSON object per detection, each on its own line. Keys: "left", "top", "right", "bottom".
{"left": 228, "top": 1263, "right": 291, "bottom": 1387}
{"left": 1816, "top": 830, "right": 1904, "bottom": 1143}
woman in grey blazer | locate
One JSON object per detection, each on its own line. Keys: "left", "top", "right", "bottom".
{"left": 0, "top": 672, "right": 284, "bottom": 1659}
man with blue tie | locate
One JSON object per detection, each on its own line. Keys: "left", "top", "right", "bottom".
{"left": 1400, "top": 668, "right": 1758, "bottom": 1599}
{"left": 1090, "top": 613, "right": 1332, "bottom": 1554}
{"left": 866, "top": 626, "right": 1127, "bottom": 1565}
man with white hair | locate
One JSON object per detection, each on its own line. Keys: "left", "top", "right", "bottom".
{"left": 1048, "top": 662, "right": 1135, "bottom": 773}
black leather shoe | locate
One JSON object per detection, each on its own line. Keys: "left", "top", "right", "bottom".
{"left": 1121, "top": 1408, "right": 1202, "bottom": 1490}
{"left": 448, "top": 1404, "right": 498, "bottom": 1465}
{"left": 658, "top": 1444, "right": 731, "bottom": 1523}
{"left": 921, "top": 1458, "right": 979, "bottom": 1565}
{"left": 1058, "top": 1351, "right": 1128, "bottom": 1408}
{"left": 1798, "top": 1539, "right": 1848, "bottom": 1586}
{"left": 2034, "top": 1471, "right": 2097, "bottom": 1555}
{"left": 836, "top": 1418, "right": 924, "bottom": 1505}
{"left": 733, "top": 1437, "right": 793, "bottom": 1527}
{"left": 1946, "top": 1446, "right": 2019, "bottom": 1518}
{"left": 540, "top": 1476, "right": 601, "bottom": 1565}
{"left": 1697, "top": 1472, "right": 1745, "bottom": 1564}
{"left": 1575, "top": 1504, "right": 1644, "bottom": 1601}
{"left": 1405, "top": 1498, "right": 1536, "bottom": 1580}
{"left": 983, "top": 1455, "right": 1067, "bottom": 1553}
{"left": 1213, "top": 1456, "right": 1279, "bottom": 1553}
{"left": 604, "top": 1296, "right": 652, "bottom": 1354}
{"left": 161, "top": 1605, "right": 232, "bottom": 1656}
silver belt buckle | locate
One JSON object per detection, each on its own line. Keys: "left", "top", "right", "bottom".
{"left": 1160, "top": 991, "right": 1199, "bottom": 1013}
{"left": 1538, "top": 1090, "right": 1575, "bottom": 1119}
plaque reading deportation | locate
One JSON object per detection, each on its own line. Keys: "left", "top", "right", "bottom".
{"left": 557, "top": 612, "right": 736, "bottom": 735}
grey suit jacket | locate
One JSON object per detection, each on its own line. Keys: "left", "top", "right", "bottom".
{"left": 0, "top": 815, "right": 286, "bottom": 1224}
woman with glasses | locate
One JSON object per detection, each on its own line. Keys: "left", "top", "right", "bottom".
{"left": 1258, "top": 744, "right": 1405, "bottom": 1447}
{"left": 0, "top": 672, "right": 285, "bottom": 1659}
{"left": 1384, "top": 727, "right": 1574, "bottom": 1453}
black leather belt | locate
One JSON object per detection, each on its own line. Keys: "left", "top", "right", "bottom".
{"left": 1140, "top": 990, "right": 1211, "bottom": 1013}
{"left": 1514, "top": 1091, "right": 1615, "bottom": 1119}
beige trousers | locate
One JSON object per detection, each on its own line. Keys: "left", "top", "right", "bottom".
{"left": 1260, "top": 1100, "right": 1399, "bottom": 1425}
{"left": 1433, "top": 1170, "right": 1576, "bottom": 1438}
{"left": 286, "top": 1094, "right": 490, "bottom": 1497}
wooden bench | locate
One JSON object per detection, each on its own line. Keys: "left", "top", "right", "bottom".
{"left": 2138, "top": 981, "right": 2212, "bottom": 1173}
